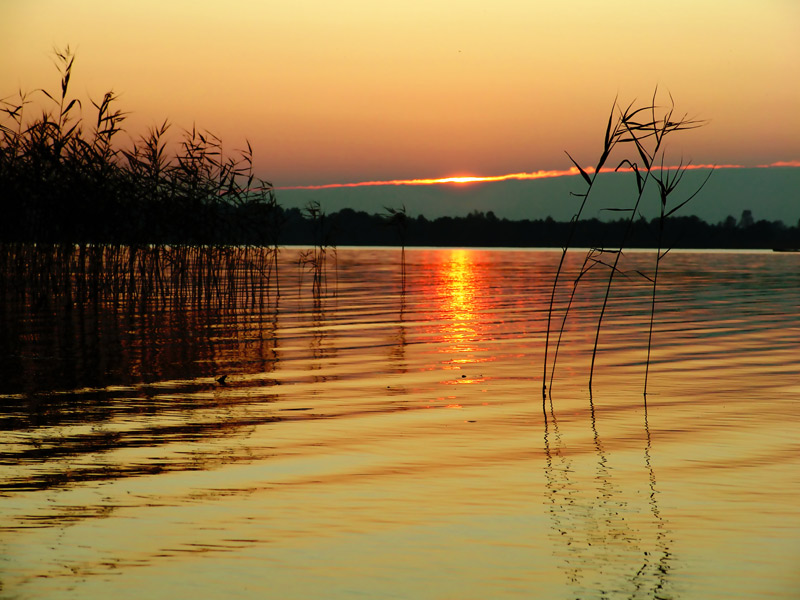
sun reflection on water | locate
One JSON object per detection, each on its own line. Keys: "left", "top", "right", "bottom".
{"left": 434, "top": 249, "right": 487, "bottom": 361}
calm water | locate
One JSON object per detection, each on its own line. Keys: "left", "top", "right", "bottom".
{"left": 1, "top": 248, "right": 798, "bottom": 599}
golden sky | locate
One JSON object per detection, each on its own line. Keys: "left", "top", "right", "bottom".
{"left": 2, "top": 0, "right": 798, "bottom": 186}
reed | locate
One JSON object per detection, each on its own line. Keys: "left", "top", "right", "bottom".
{"left": 543, "top": 97, "right": 628, "bottom": 398}
{"left": 547, "top": 247, "right": 602, "bottom": 393}
{"left": 643, "top": 158, "right": 712, "bottom": 396}
{"left": 545, "top": 90, "right": 707, "bottom": 396}
{"left": 297, "top": 201, "right": 336, "bottom": 298}
{"left": 588, "top": 91, "right": 704, "bottom": 392}
{"left": 383, "top": 205, "right": 408, "bottom": 291}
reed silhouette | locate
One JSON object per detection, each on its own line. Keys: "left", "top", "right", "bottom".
{"left": 297, "top": 201, "right": 337, "bottom": 298}
{"left": 542, "top": 97, "right": 627, "bottom": 399}
{"left": 588, "top": 91, "right": 706, "bottom": 393}
{"left": 543, "top": 91, "right": 708, "bottom": 397}
{"left": 1, "top": 47, "right": 282, "bottom": 310}
{"left": 383, "top": 205, "right": 409, "bottom": 291}
{"left": 643, "top": 158, "right": 712, "bottom": 395}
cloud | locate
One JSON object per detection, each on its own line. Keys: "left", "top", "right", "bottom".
{"left": 757, "top": 160, "right": 800, "bottom": 168}
{"left": 280, "top": 162, "right": 799, "bottom": 191}
{"left": 278, "top": 168, "right": 583, "bottom": 190}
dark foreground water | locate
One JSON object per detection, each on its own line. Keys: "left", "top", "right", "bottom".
{"left": 1, "top": 248, "right": 798, "bottom": 599}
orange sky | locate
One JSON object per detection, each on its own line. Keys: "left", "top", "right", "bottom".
{"left": 2, "top": 1, "right": 799, "bottom": 187}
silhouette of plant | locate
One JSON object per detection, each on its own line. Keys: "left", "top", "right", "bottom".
{"left": 545, "top": 90, "right": 707, "bottom": 396}
{"left": 0, "top": 46, "right": 283, "bottom": 309}
{"left": 383, "top": 205, "right": 408, "bottom": 290}
{"left": 643, "top": 158, "right": 712, "bottom": 396}
{"left": 298, "top": 201, "right": 336, "bottom": 298}
{"left": 589, "top": 91, "right": 705, "bottom": 393}
{"left": 543, "top": 96, "right": 632, "bottom": 398}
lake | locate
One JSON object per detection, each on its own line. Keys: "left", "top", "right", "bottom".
{"left": 1, "top": 247, "right": 798, "bottom": 599}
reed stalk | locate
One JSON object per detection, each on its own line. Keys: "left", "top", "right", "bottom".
{"left": 298, "top": 201, "right": 336, "bottom": 298}
{"left": 544, "top": 98, "right": 632, "bottom": 398}
{"left": 548, "top": 247, "right": 602, "bottom": 392}
{"left": 643, "top": 159, "right": 712, "bottom": 396}
{"left": 383, "top": 205, "right": 409, "bottom": 291}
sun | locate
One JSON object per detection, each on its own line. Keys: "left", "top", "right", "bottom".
{"left": 437, "top": 175, "right": 484, "bottom": 184}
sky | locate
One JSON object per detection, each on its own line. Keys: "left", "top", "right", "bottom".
{"left": 2, "top": 0, "right": 799, "bottom": 210}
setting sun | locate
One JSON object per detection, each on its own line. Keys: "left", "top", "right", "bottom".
{"left": 278, "top": 168, "right": 585, "bottom": 190}
{"left": 438, "top": 176, "right": 485, "bottom": 184}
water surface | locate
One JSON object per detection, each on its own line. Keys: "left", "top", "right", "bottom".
{"left": 1, "top": 248, "right": 798, "bottom": 599}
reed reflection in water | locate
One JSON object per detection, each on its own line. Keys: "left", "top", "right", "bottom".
{"left": 1, "top": 248, "right": 798, "bottom": 599}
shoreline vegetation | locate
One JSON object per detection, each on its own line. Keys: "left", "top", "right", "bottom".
{"left": 1, "top": 47, "right": 284, "bottom": 309}
{"left": 279, "top": 207, "right": 797, "bottom": 250}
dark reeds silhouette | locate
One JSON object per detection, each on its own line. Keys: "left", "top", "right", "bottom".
{"left": 0, "top": 47, "right": 283, "bottom": 310}
{"left": 588, "top": 91, "right": 705, "bottom": 393}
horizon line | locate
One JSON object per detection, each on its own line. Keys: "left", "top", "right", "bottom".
{"left": 277, "top": 161, "right": 800, "bottom": 191}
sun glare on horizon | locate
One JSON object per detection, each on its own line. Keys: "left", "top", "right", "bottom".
{"left": 278, "top": 168, "right": 584, "bottom": 190}
{"left": 276, "top": 162, "right": 800, "bottom": 191}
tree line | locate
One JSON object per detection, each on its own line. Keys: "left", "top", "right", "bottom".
{"left": 282, "top": 207, "right": 798, "bottom": 250}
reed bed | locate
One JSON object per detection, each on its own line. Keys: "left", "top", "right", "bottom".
{"left": 1, "top": 47, "right": 282, "bottom": 311}
{"left": 0, "top": 243, "right": 280, "bottom": 312}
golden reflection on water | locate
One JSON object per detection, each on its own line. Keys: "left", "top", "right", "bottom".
{"left": 420, "top": 248, "right": 496, "bottom": 402}
{"left": 434, "top": 248, "right": 485, "bottom": 358}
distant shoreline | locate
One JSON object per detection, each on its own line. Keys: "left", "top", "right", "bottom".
{"left": 274, "top": 208, "right": 799, "bottom": 251}
{"left": 4, "top": 205, "right": 795, "bottom": 250}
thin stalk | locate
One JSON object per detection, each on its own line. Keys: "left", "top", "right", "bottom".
{"left": 644, "top": 244, "right": 661, "bottom": 397}
{"left": 644, "top": 162, "right": 712, "bottom": 395}
{"left": 588, "top": 172, "right": 653, "bottom": 391}
{"left": 544, "top": 98, "right": 624, "bottom": 398}
{"left": 588, "top": 90, "right": 705, "bottom": 392}
{"left": 548, "top": 249, "right": 602, "bottom": 392}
